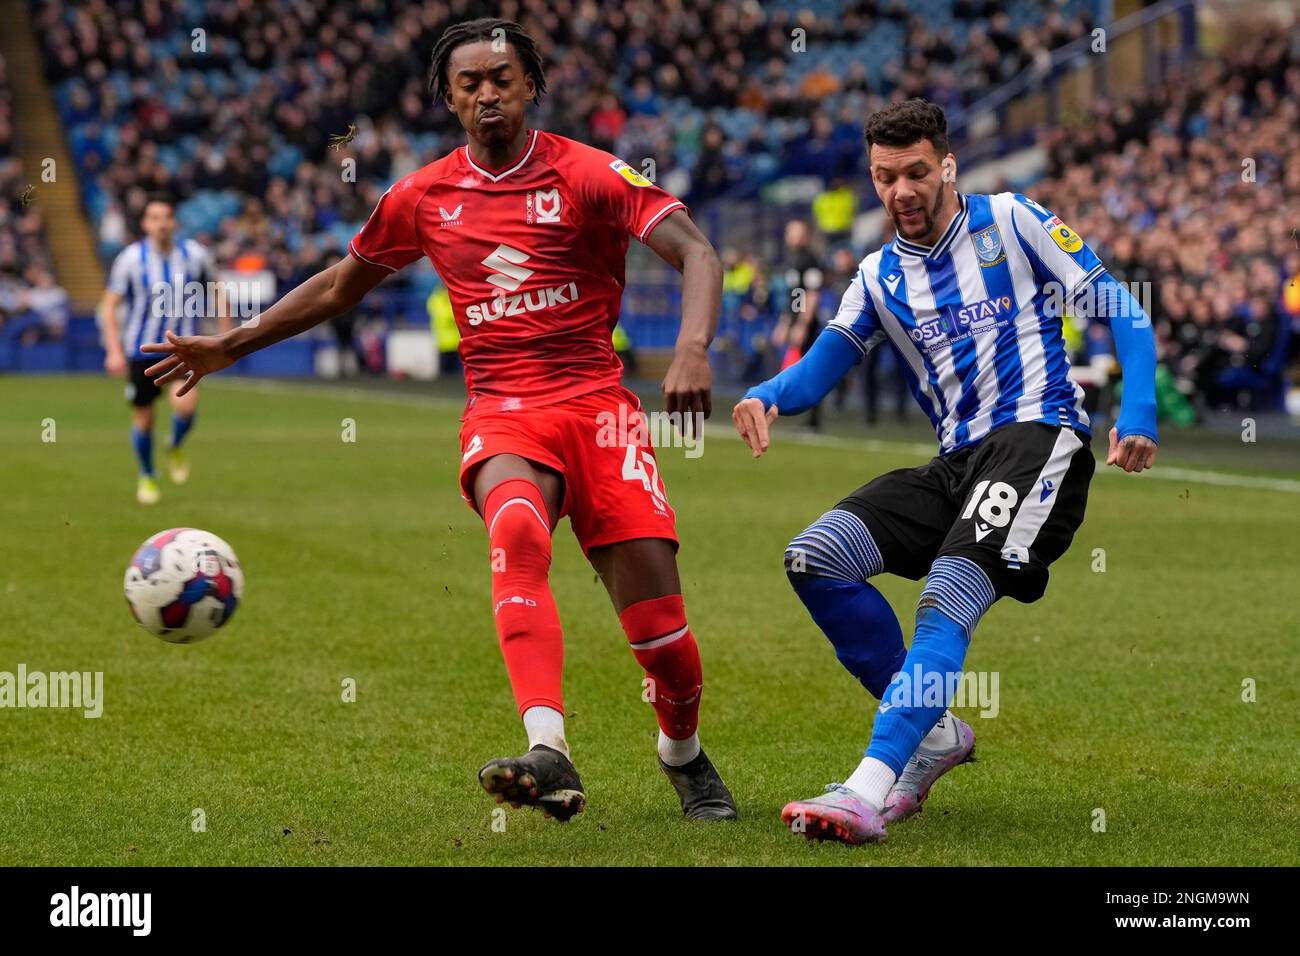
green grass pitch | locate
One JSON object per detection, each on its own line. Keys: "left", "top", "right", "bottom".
{"left": 1, "top": 374, "right": 1297, "bottom": 866}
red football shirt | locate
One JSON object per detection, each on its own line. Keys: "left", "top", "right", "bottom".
{"left": 349, "top": 129, "right": 688, "bottom": 411}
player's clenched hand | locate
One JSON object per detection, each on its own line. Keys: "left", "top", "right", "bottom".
{"left": 141, "top": 330, "right": 233, "bottom": 397}
{"left": 1106, "top": 427, "right": 1157, "bottom": 473}
{"left": 662, "top": 346, "right": 712, "bottom": 437}
{"left": 733, "top": 397, "right": 778, "bottom": 459}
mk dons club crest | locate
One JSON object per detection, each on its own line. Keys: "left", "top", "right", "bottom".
{"left": 971, "top": 223, "right": 1006, "bottom": 267}
{"left": 526, "top": 189, "right": 562, "bottom": 224}
{"left": 534, "top": 188, "right": 561, "bottom": 223}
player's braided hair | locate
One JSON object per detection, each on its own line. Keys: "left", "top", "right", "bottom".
{"left": 428, "top": 17, "right": 547, "bottom": 105}
{"left": 864, "top": 98, "right": 951, "bottom": 156}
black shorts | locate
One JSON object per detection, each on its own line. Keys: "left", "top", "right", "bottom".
{"left": 836, "top": 422, "right": 1095, "bottom": 604}
{"left": 125, "top": 357, "right": 162, "bottom": 407}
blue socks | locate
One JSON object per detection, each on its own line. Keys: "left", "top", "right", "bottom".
{"left": 131, "top": 428, "right": 154, "bottom": 477}
{"left": 788, "top": 573, "right": 906, "bottom": 699}
{"left": 170, "top": 412, "right": 195, "bottom": 450}
{"left": 785, "top": 512, "right": 999, "bottom": 780}
{"left": 785, "top": 509, "right": 908, "bottom": 698}
{"left": 134, "top": 414, "right": 194, "bottom": 477}
{"left": 865, "top": 556, "right": 996, "bottom": 773}
{"left": 866, "top": 606, "right": 971, "bottom": 773}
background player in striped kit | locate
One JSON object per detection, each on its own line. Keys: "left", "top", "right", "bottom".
{"left": 733, "top": 98, "right": 1158, "bottom": 845}
{"left": 101, "top": 195, "right": 229, "bottom": 504}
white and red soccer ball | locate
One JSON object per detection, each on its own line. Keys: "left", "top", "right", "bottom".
{"left": 124, "top": 528, "right": 243, "bottom": 643}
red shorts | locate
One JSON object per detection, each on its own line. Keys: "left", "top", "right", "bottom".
{"left": 458, "top": 385, "right": 677, "bottom": 556}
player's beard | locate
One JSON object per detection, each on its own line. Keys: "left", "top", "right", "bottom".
{"left": 893, "top": 189, "right": 945, "bottom": 243}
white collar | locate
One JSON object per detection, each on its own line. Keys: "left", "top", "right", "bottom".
{"left": 463, "top": 129, "right": 539, "bottom": 182}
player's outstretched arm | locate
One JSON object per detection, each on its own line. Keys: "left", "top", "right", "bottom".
{"left": 646, "top": 210, "right": 722, "bottom": 429}
{"left": 732, "top": 330, "right": 860, "bottom": 458}
{"left": 1094, "top": 271, "right": 1158, "bottom": 473}
{"left": 142, "top": 255, "right": 391, "bottom": 396}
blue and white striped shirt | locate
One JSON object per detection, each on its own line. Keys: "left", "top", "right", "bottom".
{"left": 107, "top": 239, "right": 216, "bottom": 358}
{"left": 826, "top": 192, "right": 1104, "bottom": 454}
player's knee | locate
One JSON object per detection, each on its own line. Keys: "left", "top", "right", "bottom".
{"left": 484, "top": 480, "right": 553, "bottom": 579}
{"left": 490, "top": 507, "right": 551, "bottom": 573}
{"left": 918, "top": 555, "right": 997, "bottom": 637}
{"left": 784, "top": 509, "right": 884, "bottom": 583}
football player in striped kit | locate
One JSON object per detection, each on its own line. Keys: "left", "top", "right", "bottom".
{"left": 733, "top": 99, "right": 1158, "bottom": 845}
{"left": 101, "top": 195, "right": 229, "bottom": 504}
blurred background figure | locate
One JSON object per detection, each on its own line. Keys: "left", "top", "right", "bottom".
{"left": 826, "top": 244, "right": 908, "bottom": 425}
{"left": 427, "top": 280, "right": 460, "bottom": 378}
{"left": 772, "top": 219, "right": 827, "bottom": 430}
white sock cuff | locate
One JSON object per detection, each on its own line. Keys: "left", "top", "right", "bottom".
{"left": 844, "top": 756, "right": 897, "bottom": 811}
{"left": 658, "top": 730, "right": 701, "bottom": 767}
{"left": 522, "top": 705, "right": 568, "bottom": 758}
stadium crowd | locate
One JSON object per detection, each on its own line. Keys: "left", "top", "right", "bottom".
{"left": 0, "top": 52, "right": 69, "bottom": 342}
{"left": 709, "top": 28, "right": 1300, "bottom": 418}
{"left": 12, "top": 0, "right": 1295, "bottom": 414}
{"left": 1035, "top": 29, "right": 1299, "bottom": 411}
{"left": 35, "top": 0, "right": 1089, "bottom": 254}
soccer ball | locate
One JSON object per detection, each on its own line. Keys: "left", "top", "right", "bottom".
{"left": 124, "top": 528, "right": 244, "bottom": 643}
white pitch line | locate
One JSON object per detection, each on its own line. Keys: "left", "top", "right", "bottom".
{"left": 1128, "top": 465, "right": 1300, "bottom": 494}
{"left": 210, "top": 378, "right": 1300, "bottom": 494}
{"left": 705, "top": 422, "right": 1300, "bottom": 493}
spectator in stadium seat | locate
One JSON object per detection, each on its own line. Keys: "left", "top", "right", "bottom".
{"left": 689, "top": 124, "right": 730, "bottom": 203}
{"left": 17, "top": 267, "right": 70, "bottom": 343}
{"left": 587, "top": 92, "right": 627, "bottom": 153}
{"left": 624, "top": 76, "right": 661, "bottom": 118}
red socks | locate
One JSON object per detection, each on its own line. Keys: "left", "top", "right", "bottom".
{"left": 483, "top": 479, "right": 564, "bottom": 715}
{"left": 619, "top": 594, "right": 703, "bottom": 740}
{"left": 482, "top": 479, "right": 703, "bottom": 743}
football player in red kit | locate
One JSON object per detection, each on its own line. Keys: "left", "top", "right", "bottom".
{"left": 142, "top": 18, "right": 735, "bottom": 822}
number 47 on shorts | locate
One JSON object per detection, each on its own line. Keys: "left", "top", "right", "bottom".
{"left": 622, "top": 444, "right": 668, "bottom": 512}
